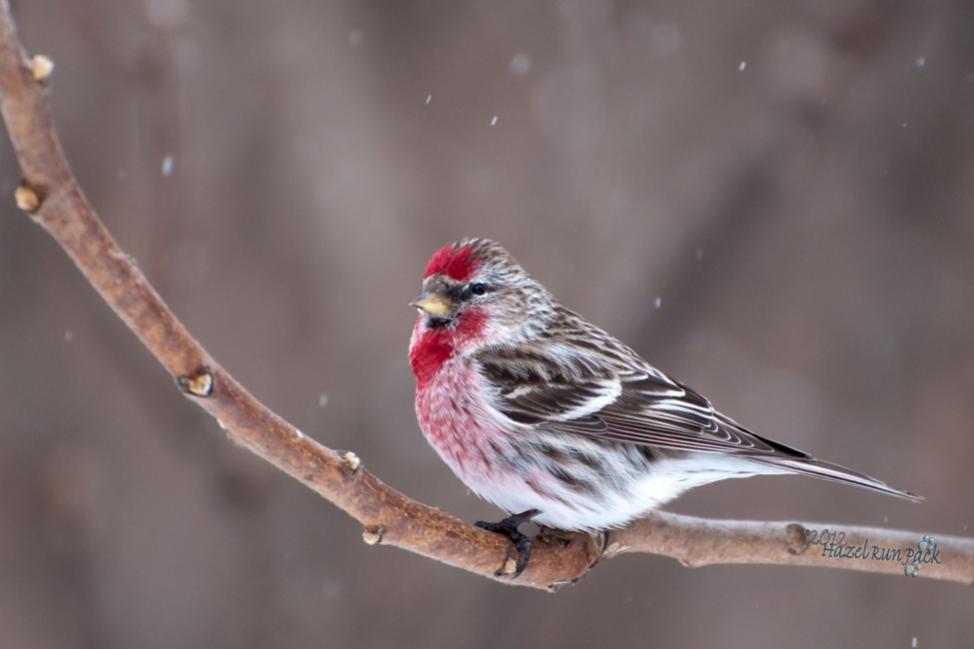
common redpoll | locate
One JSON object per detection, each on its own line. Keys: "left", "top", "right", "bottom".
{"left": 409, "top": 238, "right": 921, "bottom": 572}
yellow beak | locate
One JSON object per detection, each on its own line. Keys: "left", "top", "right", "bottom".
{"left": 410, "top": 293, "right": 453, "bottom": 318}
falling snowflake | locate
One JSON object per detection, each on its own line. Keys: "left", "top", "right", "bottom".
{"left": 509, "top": 53, "right": 531, "bottom": 76}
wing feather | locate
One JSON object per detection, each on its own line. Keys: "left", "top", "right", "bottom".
{"left": 471, "top": 302, "right": 923, "bottom": 501}
{"left": 475, "top": 311, "right": 809, "bottom": 460}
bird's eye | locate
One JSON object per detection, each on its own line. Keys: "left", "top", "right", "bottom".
{"left": 467, "top": 282, "right": 487, "bottom": 296}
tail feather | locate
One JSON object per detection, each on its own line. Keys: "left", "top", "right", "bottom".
{"left": 753, "top": 457, "right": 923, "bottom": 503}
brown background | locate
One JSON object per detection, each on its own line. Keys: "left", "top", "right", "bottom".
{"left": 1, "top": 1, "right": 971, "bottom": 647}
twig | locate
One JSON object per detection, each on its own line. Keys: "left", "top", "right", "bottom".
{"left": 0, "top": 1, "right": 970, "bottom": 590}
{"left": 608, "top": 512, "right": 971, "bottom": 583}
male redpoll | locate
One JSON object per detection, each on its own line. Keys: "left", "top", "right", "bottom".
{"left": 409, "top": 238, "right": 921, "bottom": 574}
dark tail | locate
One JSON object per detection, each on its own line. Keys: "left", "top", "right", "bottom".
{"left": 754, "top": 456, "right": 923, "bottom": 502}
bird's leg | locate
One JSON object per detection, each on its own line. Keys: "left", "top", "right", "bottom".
{"left": 475, "top": 509, "right": 540, "bottom": 577}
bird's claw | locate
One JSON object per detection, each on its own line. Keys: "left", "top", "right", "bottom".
{"left": 537, "top": 524, "right": 575, "bottom": 548}
{"left": 476, "top": 508, "right": 539, "bottom": 577}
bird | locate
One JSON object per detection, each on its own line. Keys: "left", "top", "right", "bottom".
{"left": 408, "top": 237, "right": 921, "bottom": 575}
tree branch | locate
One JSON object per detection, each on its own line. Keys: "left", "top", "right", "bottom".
{"left": 1, "top": 2, "right": 970, "bottom": 590}
{"left": 608, "top": 512, "right": 972, "bottom": 583}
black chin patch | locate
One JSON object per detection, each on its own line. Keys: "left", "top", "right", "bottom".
{"left": 426, "top": 316, "right": 453, "bottom": 329}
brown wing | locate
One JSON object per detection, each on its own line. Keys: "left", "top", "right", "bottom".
{"left": 475, "top": 333, "right": 809, "bottom": 459}
{"left": 474, "top": 310, "right": 922, "bottom": 501}
{"left": 473, "top": 309, "right": 922, "bottom": 502}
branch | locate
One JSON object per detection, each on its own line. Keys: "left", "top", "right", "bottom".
{"left": 607, "top": 512, "right": 972, "bottom": 583}
{"left": 1, "top": 2, "right": 970, "bottom": 590}
{"left": 0, "top": 2, "right": 601, "bottom": 591}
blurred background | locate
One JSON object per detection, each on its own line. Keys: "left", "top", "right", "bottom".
{"left": 1, "top": 0, "right": 972, "bottom": 647}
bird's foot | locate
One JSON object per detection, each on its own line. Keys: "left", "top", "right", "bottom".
{"left": 476, "top": 509, "right": 540, "bottom": 577}
{"left": 537, "top": 524, "right": 574, "bottom": 548}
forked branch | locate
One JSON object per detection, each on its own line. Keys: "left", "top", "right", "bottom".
{"left": 0, "top": 2, "right": 970, "bottom": 590}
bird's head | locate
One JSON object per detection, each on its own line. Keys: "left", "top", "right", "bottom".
{"left": 410, "top": 238, "right": 552, "bottom": 351}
